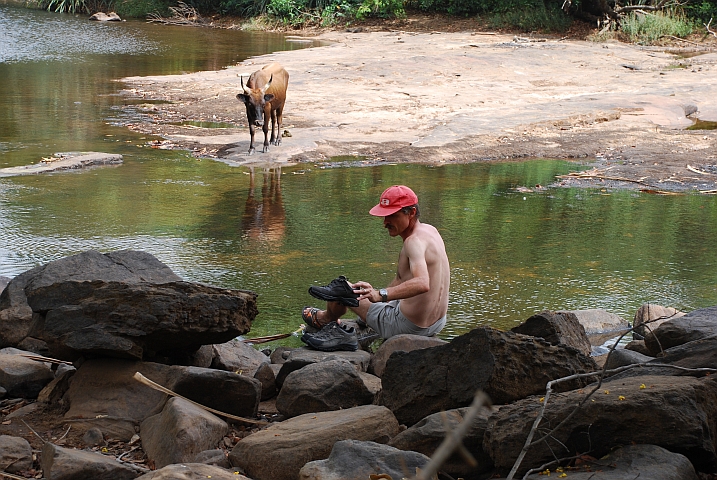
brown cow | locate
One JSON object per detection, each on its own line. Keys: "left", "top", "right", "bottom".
{"left": 236, "top": 63, "right": 289, "bottom": 155}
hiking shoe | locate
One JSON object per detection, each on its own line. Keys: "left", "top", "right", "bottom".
{"left": 303, "top": 321, "right": 359, "bottom": 352}
{"left": 308, "top": 275, "right": 360, "bottom": 307}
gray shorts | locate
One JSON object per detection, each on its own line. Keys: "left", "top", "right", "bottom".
{"left": 365, "top": 300, "right": 446, "bottom": 339}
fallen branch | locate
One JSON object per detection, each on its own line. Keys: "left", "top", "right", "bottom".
{"left": 0, "top": 473, "right": 29, "bottom": 480}
{"left": 243, "top": 326, "right": 304, "bottom": 345}
{"left": 147, "top": 1, "right": 203, "bottom": 25}
{"left": 557, "top": 171, "right": 651, "bottom": 187}
{"left": 660, "top": 35, "right": 703, "bottom": 46}
{"left": 706, "top": 17, "right": 716, "bottom": 38}
{"left": 411, "top": 390, "right": 492, "bottom": 480}
{"left": 687, "top": 164, "right": 712, "bottom": 175}
{"left": 133, "top": 372, "right": 268, "bottom": 426}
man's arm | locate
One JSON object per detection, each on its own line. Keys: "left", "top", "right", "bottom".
{"left": 382, "top": 237, "right": 430, "bottom": 301}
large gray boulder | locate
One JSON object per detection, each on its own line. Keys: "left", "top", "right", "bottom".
{"left": 558, "top": 308, "right": 628, "bottom": 335}
{"left": 368, "top": 334, "right": 446, "bottom": 378}
{"left": 381, "top": 327, "right": 597, "bottom": 426}
{"left": 41, "top": 443, "right": 147, "bottom": 480}
{"left": 484, "top": 375, "right": 717, "bottom": 476}
{"left": 0, "top": 269, "right": 37, "bottom": 348}
{"left": 276, "top": 348, "right": 371, "bottom": 389}
{"left": 388, "top": 407, "right": 494, "bottom": 479}
{"left": 276, "top": 359, "right": 377, "bottom": 418}
{"left": 0, "top": 435, "right": 33, "bottom": 473}
{"left": 0, "top": 353, "right": 54, "bottom": 398}
{"left": 0, "top": 276, "right": 10, "bottom": 294}
{"left": 633, "top": 303, "right": 685, "bottom": 339}
{"left": 0, "top": 250, "right": 180, "bottom": 349}
{"left": 140, "top": 397, "right": 229, "bottom": 469}
{"left": 27, "top": 279, "right": 256, "bottom": 361}
{"left": 645, "top": 305, "right": 717, "bottom": 355}
{"left": 523, "top": 444, "right": 697, "bottom": 479}
{"left": 511, "top": 310, "right": 592, "bottom": 356}
{"left": 229, "top": 405, "right": 400, "bottom": 480}
{"left": 299, "top": 440, "right": 431, "bottom": 480}
{"left": 211, "top": 338, "right": 269, "bottom": 376}
{"left": 63, "top": 358, "right": 260, "bottom": 441}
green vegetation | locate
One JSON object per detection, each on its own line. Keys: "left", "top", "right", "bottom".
{"left": 35, "top": 0, "right": 88, "bottom": 13}
{"left": 621, "top": 9, "right": 694, "bottom": 44}
{"left": 26, "top": 0, "right": 717, "bottom": 42}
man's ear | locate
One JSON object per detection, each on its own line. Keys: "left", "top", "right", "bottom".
{"left": 264, "top": 94, "right": 275, "bottom": 102}
{"left": 236, "top": 93, "right": 248, "bottom": 103}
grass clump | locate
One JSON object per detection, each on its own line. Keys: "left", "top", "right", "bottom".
{"left": 620, "top": 9, "right": 693, "bottom": 44}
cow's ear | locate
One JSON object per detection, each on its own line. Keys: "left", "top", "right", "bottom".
{"left": 236, "top": 93, "right": 248, "bottom": 103}
{"left": 264, "top": 94, "right": 275, "bottom": 102}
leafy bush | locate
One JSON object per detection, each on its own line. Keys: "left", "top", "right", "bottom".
{"left": 621, "top": 9, "right": 694, "bottom": 43}
{"left": 266, "top": 0, "right": 306, "bottom": 22}
{"left": 355, "top": 0, "right": 404, "bottom": 18}
{"left": 683, "top": 0, "right": 717, "bottom": 23}
{"left": 110, "top": 0, "right": 173, "bottom": 17}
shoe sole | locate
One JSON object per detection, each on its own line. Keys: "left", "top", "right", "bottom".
{"left": 304, "top": 336, "right": 358, "bottom": 352}
{"left": 308, "top": 287, "right": 359, "bottom": 308}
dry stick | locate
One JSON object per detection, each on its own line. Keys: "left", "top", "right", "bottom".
{"left": 17, "top": 353, "right": 74, "bottom": 366}
{"left": 660, "top": 35, "right": 704, "bottom": 46}
{"left": 57, "top": 424, "right": 72, "bottom": 442}
{"left": 133, "top": 372, "right": 268, "bottom": 426}
{"left": 0, "top": 473, "right": 29, "bottom": 480}
{"left": 506, "top": 312, "right": 683, "bottom": 479}
{"left": 411, "top": 390, "right": 492, "bottom": 480}
{"left": 243, "top": 326, "right": 304, "bottom": 345}
{"left": 556, "top": 172, "right": 651, "bottom": 187}
{"left": 21, "top": 419, "right": 46, "bottom": 444}
{"left": 707, "top": 18, "right": 717, "bottom": 38}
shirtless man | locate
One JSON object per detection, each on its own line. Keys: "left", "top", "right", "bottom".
{"left": 303, "top": 185, "right": 450, "bottom": 340}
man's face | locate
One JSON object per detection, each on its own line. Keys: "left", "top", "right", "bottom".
{"left": 383, "top": 209, "right": 411, "bottom": 237}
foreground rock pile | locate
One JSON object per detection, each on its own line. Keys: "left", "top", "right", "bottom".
{"left": 1, "top": 250, "right": 715, "bottom": 479}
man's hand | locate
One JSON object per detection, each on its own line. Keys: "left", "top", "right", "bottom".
{"left": 352, "top": 281, "right": 380, "bottom": 302}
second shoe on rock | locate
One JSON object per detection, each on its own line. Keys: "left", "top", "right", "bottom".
{"left": 302, "top": 321, "right": 359, "bottom": 352}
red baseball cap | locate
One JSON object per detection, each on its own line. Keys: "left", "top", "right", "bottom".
{"left": 369, "top": 185, "right": 419, "bottom": 216}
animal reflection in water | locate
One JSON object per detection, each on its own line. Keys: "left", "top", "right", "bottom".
{"left": 241, "top": 167, "right": 286, "bottom": 246}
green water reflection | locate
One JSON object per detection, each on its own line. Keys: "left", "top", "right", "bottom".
{"left": 2, "top": 3, "right": 716, "bottom": 348}
{"left": 2, "top": 159, "right": 717, "bottom": 346}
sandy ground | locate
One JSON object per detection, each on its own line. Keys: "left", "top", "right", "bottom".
{"left": 120, "top": 29, "right": 717, "bottom": 191}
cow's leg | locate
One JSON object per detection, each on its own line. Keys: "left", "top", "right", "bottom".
{"left": 262, "top": 113, "right": 270, "bottom": 153}
{"left": 248, "top": 124, "right": 256, "bottom": 155}
{"left": 271, "top": 108, "right": 282, "bottom": 146}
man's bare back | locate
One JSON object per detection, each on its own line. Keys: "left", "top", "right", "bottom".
{"left": 393, "top": 221, "right": 450, "bottom": 327}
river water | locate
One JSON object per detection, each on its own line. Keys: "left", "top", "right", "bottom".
{"left": 1, "top": 3, "right": 717, "bottom": 346}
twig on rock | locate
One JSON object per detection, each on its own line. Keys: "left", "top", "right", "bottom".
{"left": 506, "top": 311, "right": 701, "bottom": 479}
{"left": 17, "top": 353, "right": 74, "bottom": 365}
{"left": 133, "top": 372, "right": 268, "bottom": 426}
